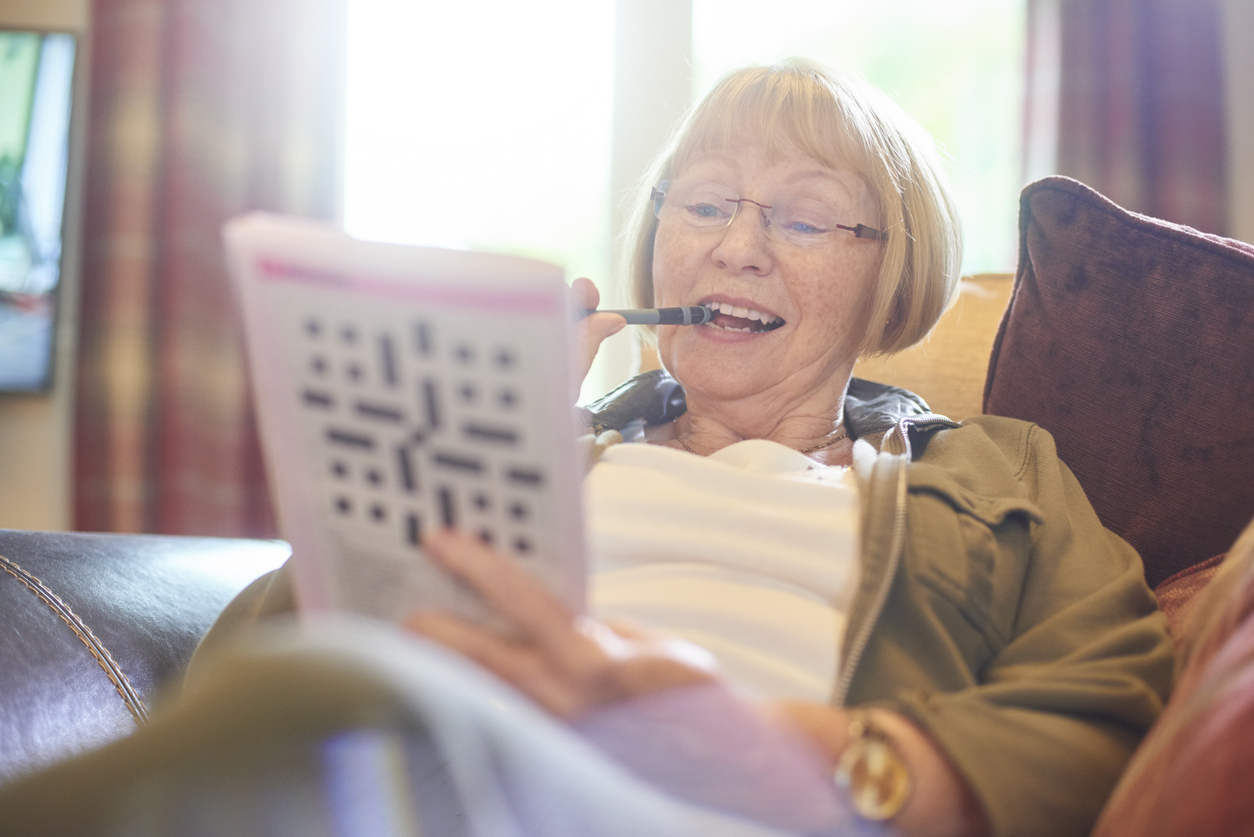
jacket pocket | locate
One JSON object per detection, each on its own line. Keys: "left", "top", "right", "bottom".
{"left": 902, "top": 471, "right": 1042, "bottom": 656}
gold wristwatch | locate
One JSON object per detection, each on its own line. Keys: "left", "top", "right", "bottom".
{"left": 834, "top": 710, "right": 913, "bottom": 821}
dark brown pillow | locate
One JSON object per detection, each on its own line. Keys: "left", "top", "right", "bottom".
{"left": 984, "top": 176, "right": 1254, "bottom": 588}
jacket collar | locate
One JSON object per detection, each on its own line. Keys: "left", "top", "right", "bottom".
{"left": 582, "top": 369, "right": 943, "bottom": 442}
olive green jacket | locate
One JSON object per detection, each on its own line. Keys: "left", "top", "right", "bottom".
{"left": 198, "top": 372, "right": 1174, "bottom": 837}
{"left": 584, "top": 370, "right": 1171, "bottom": 837}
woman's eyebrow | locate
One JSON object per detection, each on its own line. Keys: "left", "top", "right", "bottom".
{"left": 779, "top": 170, "right": 868, "bottom": 207}
{"left": 781, "top": 169, "right": 858, "bottom": 192}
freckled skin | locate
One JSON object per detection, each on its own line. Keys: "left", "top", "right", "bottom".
{"left": 652, "top": 143, "right": 883, "bottom": 443}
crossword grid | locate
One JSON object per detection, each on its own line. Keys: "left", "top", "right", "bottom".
{"left": 228, "top": 215, "right": 582, "bottom": 623}
{"left": 292, "top": 307, "right": 551, "bottom": 565}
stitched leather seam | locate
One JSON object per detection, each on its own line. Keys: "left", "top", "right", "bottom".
{"left": 0, "top": 553, "right": 150, "bottom": 726}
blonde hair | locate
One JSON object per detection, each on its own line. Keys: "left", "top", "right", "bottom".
{"left": 622, "top": 59, "right": 962, "bottom": 356}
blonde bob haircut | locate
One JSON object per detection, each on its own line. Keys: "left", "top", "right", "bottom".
{"left": 623, "top": 59, "right": 962, "bottom": 357}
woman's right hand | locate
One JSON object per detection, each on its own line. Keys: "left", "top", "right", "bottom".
{"left": 571, "top": 277, "right": 626, "bottom": 387}
{"left": 405, "top": 529, "right": 716, "bottom": 719}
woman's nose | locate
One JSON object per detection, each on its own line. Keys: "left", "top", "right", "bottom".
{"left": 711, "top": 202, "right": 774, "bottom": 275}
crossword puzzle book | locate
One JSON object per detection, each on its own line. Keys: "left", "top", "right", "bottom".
{"left": 225, "top": 213, "right": 586, "bottom": 625}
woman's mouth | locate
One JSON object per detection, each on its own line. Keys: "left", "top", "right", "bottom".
{"left": 702, "top": 300, "right": 785, "bottom": 333}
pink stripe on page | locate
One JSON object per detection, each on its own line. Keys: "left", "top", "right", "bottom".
{"left": 257, "top": 257, "right": 561, "bottom": 315}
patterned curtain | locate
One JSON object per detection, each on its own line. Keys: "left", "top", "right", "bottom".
{"left": 1028, "top": 0, "right": 1228, "bottom": 235}
{"left": 75, "top": 0, "right": 346, "bottom": 535}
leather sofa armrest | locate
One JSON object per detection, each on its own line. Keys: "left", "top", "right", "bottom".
{"left": 0, "top": 529, "right": 289, "bottom": 785}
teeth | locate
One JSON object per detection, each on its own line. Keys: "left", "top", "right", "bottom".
{"left": 710, "top": 301, "right": 780, "bottom": 325}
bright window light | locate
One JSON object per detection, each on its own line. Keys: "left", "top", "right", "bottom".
{"left": 343, "top": 3, "right": 1025, "bottom": 399}
{"left": 693, "top": 0, "right": 1026, "bottom": 274}
{"left": 344, "top": 0, "right": 616, "bottom": 284}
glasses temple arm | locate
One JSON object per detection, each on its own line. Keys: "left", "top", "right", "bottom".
{"left": 836, "top": 223, "right": 887, "bottom": 241}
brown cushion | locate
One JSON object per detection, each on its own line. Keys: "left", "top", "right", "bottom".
{"left": 983, "top": 176, "right": 1254, "bottom": 588}
{"left": 854, "top": 274, "right": 1014, "bottom": 421}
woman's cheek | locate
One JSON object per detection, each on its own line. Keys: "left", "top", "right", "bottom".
{"left": 651, "top": 229, "right": 699, "bottom": 307}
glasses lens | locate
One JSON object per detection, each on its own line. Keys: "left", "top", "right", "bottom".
{"left": 655, "top": 182, "right": 875, "bottom": 245}
{"left": 658, "top": 180, "right": 738, "bottom": 228}
{"left": 767, "top": 197, "right": 851, "bottom": 247}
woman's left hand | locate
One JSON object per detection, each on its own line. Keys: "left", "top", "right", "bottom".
{"left": 571, "top": 277, "right": 625, "bottom": 388}
{"left": 405, "top": 529, "right": 717, "bottom": 718}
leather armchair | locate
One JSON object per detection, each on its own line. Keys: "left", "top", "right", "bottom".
{"left": 0, "top": 528, "right": 288, "bottom": 785}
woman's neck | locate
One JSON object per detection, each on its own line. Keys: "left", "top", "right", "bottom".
{"left": 645, "top": 373, "right": 854, "bottom": 463}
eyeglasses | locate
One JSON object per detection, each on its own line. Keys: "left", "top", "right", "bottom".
{"left": 650, "top": 179, "right": 885, "bottom": 247}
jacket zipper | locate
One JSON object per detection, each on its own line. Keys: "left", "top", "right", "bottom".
{"left": 833, "top": 415, "right": 958, "bottom": 706}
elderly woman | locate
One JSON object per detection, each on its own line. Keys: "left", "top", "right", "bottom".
{"left": 197, "top": 61, "right": 1171, "bottom": 837}
{"left": 401, "top": 61, "right": 1172, "bottom": 837}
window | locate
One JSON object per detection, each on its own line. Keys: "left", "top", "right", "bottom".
{"left": 344, "top": 3, "right": 1026, "bottom": 398}
{"left": 343, "top": 0, "right": 616, "bottom": 282}
{"left": 692, "top": 0, "right": 1026, "bottom": 275}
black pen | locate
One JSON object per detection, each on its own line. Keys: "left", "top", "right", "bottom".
{"left": 579, "top": 305, "right": 714, "bottom": 325}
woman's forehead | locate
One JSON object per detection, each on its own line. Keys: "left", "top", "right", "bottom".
{"left": 675, "top": 146, "right": 869, "bottom": 202}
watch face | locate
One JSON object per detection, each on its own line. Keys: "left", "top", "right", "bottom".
{"left": 836, "top": 735, "right": 912, "bottom": 821}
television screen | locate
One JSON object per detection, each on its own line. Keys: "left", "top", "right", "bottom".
{"left": 0, "top": 30, "right": 75, "bottom": 392}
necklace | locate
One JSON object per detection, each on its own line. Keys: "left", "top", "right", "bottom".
{"left": 674, "top": 426, "right": 849, "bottom": 456}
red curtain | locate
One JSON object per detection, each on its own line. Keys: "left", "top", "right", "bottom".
{"left": 75, "top": 0, "right": 345, "bottom": 535}
{"left": 1030, "top": 0, "right": 1228, "bottom": 235}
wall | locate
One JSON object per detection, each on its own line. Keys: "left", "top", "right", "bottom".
{"left": 0, "top": 0, "right": 88, "bottom": 531}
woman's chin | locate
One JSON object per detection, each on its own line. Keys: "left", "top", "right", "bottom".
{"left": 661, "top": 326, "right": 799, "bottom": 401}
{"left": 668, "top": 359, "right": 775, "bottom": 404}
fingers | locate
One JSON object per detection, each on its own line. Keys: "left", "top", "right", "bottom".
{"left": 602, "top": 617, "right": 664, "bottom": 642}
{"left": 574, "top": 313, "right": 625, "bottom": 386}
{"left": 407, "top": 611, "right": 588, "bottom": 716}
{"left": 421, "top": 529, "right": 603, "bottom": 670}
{"left": 414, "top": 529, "right": 717, "bottom": 715}
{"left": 570, "top": 277, "right": 626, "bottom": 386}
{"left": 570, "top": 276, "right": 600, "bottom": 310}
{"left": 576, "top": 615, "right": 635, "bottom": 660}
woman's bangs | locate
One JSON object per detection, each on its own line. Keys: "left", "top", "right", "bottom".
{"left": 674, "top": 70, "right": 858, "bottom": 175}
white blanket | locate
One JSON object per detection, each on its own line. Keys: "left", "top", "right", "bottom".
{"left": 168, "top": 618, "right": 882, "bottom": 836}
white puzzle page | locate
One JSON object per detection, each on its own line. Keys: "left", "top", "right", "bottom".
{"left": 225, "top": 213, "right": 585, "bottom": 625}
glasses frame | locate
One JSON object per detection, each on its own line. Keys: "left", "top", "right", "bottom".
{"left": 650, "top": 181, "right": 886, "bottom": 243}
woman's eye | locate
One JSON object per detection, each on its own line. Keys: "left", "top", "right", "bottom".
{"left": 780, "top": 218, "right": 829, "bottom": 235}
{"left": 685, "top": 202, "right": 726, "bottom": 220}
